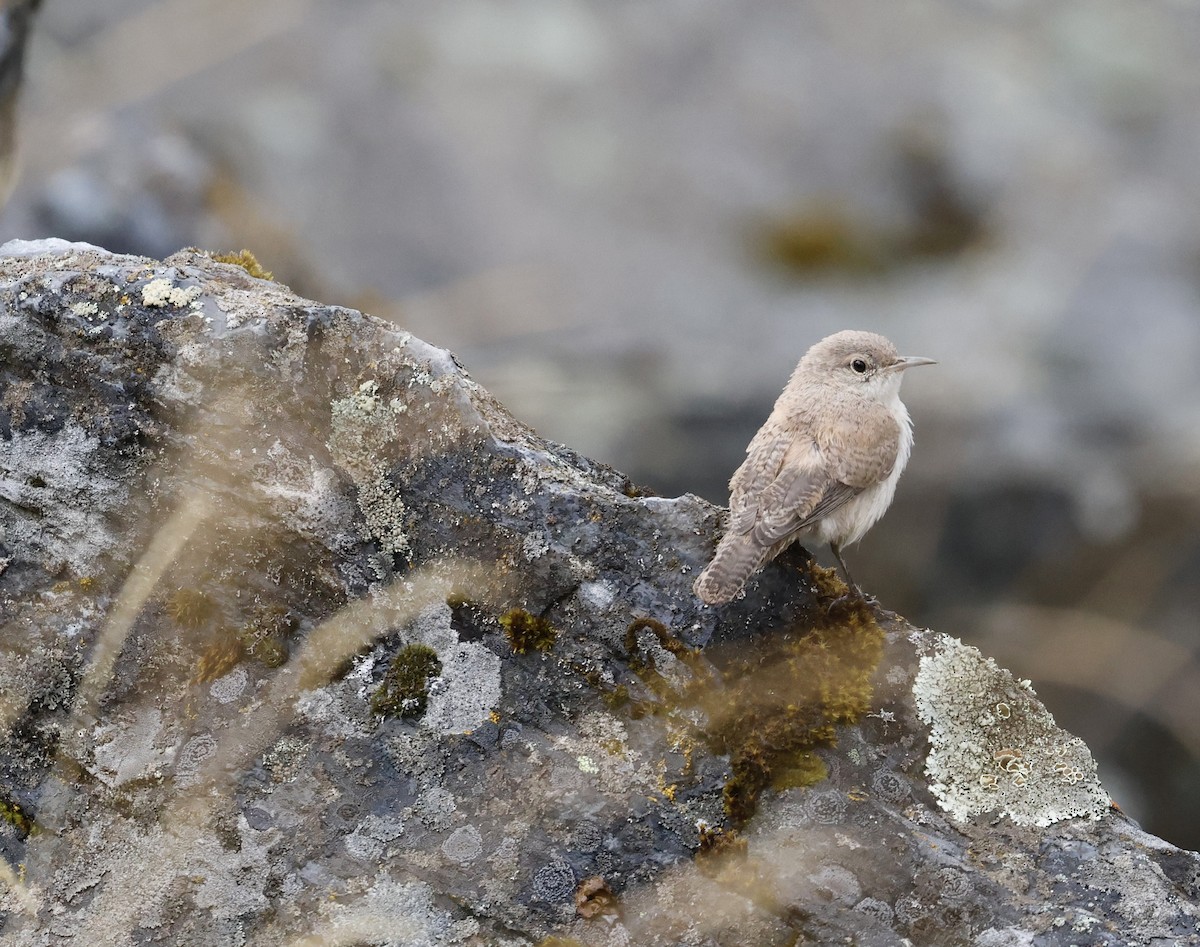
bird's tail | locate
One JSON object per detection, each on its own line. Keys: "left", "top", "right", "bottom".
{"left": 693, "top": 536, "right": 766, "bottom": 606}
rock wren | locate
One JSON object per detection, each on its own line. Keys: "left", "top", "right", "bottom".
{"left": 694, "top": 329, "right": 935, "bottom": 605}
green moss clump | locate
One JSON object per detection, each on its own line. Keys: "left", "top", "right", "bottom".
{"left": 211, "top": 249, "right": 273, "bottom": 281}
{"left": 371, "top": 644, "right": 442, "bottom": 718}
{"left": 605, "top": 573, "right": 885, "bottom": 829}
{"left": 250, "top": 636, "right": 289, "bottom": 668}
{"left": 191, "top": 627, "right": 244, "bottom": 684}
{"left": 164, "top": 587, "right": 217, "bottom": 628}
{"left": 751, "top": 204, "right": 884, "bottom": 276}
{"left": 622, "top": 616, "right": 712, "bottom": 706}
{"left": 620, "top": 478, "right": 658, "bottom": 499}
{"left": 500, "top": 608, "right": 558, "bottom": 655}
{"left": 0, "top": 792, "right": 35, "bottom": 839}
{"left": 708, "top": 585, "right": 885, "bottom": 825}
{"left": 695, "top": 823, "right": 748, "bottom": 877}
{"left": 749, "top": 147, "right": 983, "bottom": 279}
{"left": 769, "top": 749, "right": 829, "bottom": 791}
{"left": 602, "top": 683, "right": 630, "bottom": 710}
{"left": 624, "top": 617, "right": 698, "bottom": 662}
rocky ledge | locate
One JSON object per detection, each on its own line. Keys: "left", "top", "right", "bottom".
{"left": 0, "top": 240, "right": 1196, "bottom": 946}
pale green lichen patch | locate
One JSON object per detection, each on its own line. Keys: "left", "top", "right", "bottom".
{"left": 913, "top": 635, "right": 1110, "bottom": 827}
{"left": 328, "top": 379, "right": 412, "bottom": 559}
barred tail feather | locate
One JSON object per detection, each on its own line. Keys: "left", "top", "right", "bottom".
{"left": 693, "top": 536, "right": 767, "bottom": 606}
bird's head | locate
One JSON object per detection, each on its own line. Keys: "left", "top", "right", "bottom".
{"left": 799, "top": 329, "right": 936, "bottom": 402}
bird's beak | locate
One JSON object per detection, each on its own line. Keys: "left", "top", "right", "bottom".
{"left": 887, "top": 355, "right": 937, "bottom": 372}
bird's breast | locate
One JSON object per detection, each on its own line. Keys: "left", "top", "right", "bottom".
{"left": 810, "top": 399, "right": 913, "bottom": 547}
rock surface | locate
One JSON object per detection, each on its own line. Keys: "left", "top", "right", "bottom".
{"left": 0, "top": 241, "right": 1197, "bottom": 946}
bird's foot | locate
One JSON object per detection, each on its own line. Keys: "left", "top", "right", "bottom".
{"left": 828, "top": 584, "right": 876, "bottom": 612}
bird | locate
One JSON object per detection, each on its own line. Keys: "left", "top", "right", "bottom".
{"left": 693, "top": 329, "right": 935, "bottom": 606}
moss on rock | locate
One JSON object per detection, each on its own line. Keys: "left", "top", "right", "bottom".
{"left": 372, "top": 643, "right": 443, "bottom": 718}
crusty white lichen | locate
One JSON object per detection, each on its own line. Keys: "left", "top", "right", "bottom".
{"left": 304, "top": 878, "right": 478, "bottom": 945}
{"left": 90, "top": 707, "right": 173, "bottom": 787}
{"left": 410, "top": 602, "right": 501, "bottom": 734}
{"left": 33, "top": 814, "right": 273, "bottom": 943}
{"left": 141, "top": 277, "right": 201, "bottom": 309}
{"left": 0, "top": 425, "right": 128, "bottom": 574}
{"left": 328, "top": 379, "right": 412, "bottom": 559}
{"left": 913, "top": 634, "right": 1110, "bottom": 827}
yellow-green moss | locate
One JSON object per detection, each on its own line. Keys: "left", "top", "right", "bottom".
{"left": 587, "top": 671, "right": 655, "bottom": 720}
{"left": 0, "top": 793, "right": 35, "bottom": 839}
{"left": 620, "top": 478, "right": 658, "bottom": 499}
{"left": 751, "top": 204, "right": 885, "bottom": 276}
{"left": 623, "top": 616, "right": 711, "bottom": 704}
{"left": 608, "top": 566, "right": 885, "bottom": 829}
{"left": 165, "top": 587, "right": 218, "bottom": 629}
{"left": 695, "top": 823, "right": 748, "bottom": 877}
{"left": 211, "top": 249, "right": 273, "bottom": 281}
{"left": 500, "top": 608, "right": 558, "bottom": 654}
{"left": 624, "top": 616, "right": 700, "bottom": 663}
{"left": 708, "top": 585, "right": 885, "bottom": 825}
{"left": 749, "top": 150, "right": 983, "bottom": 279}
{"left": 191, "top": 627, "right": 244, "bottom": 684}
{"left": 371, "top": 643, "right": 442, "bottom": 718}
{"left": 251, "top": 636, "right": 289, "bottom": 668}
{"left": 602, "top": 683, "right": 631, "bottom": 710}
{"left": 769, "top": 749, "right": 829, "bottom": 791}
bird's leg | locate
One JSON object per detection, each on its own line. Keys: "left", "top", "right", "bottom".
{"left": 829, "top": 542, "right": 875, "bottom": 607}
{"left": 830, "top": 542, "right": 855, "bottom": 589}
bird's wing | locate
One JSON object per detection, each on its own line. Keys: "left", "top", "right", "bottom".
{"left": 726, "top": 431, "right": 848, "bottom": 547}
{"left": 728, "top": 406, "right": 901, "bottom": 548}
{"left": 724, "top": 432, "right": 789, "bottom": 534}
{"left": 751, "top": 462, "right": 856, "bottom": 546}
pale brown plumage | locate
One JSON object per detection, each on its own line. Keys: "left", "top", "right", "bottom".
{"left": 694, "top": 330, "right": 934, "bottom": 605}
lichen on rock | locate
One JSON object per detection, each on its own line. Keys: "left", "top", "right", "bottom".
{"left": 0, "top": 425, "right": 128, "bottom": 575}
{"left": 140, "top": 276, "right": 201, "bottom": 310}
{"left": 913, "top": 634, "right": 1110, "bottom": 827}
{"left": 0, "top": 242, "right": 1196, "bottom": 946}
{"left": 328, "top": 378, "right": 415, "bottom": 562}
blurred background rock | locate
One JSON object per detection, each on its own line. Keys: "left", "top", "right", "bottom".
{"left": 3, "top": 0, "right": 1199, "bottom": 848}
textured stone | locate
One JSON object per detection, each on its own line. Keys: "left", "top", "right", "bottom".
{"left": 0, "top": 241, "right": 1196, "bottom": 945}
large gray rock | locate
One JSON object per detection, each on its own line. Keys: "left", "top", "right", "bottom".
{"left": 0, "top": 240, "right": 1196, "bottom": 946}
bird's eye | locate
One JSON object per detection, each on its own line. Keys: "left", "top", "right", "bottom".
{"left": 851, "top": 358, "right": 868, "bottom": 374}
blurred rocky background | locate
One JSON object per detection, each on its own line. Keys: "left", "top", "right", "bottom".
{"left": 2, "top": 0, "right": 1199, "bottom": 849}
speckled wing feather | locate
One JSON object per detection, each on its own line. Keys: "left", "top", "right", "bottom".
{"left": 695, "top": 430, "right": 835, "bottom": 604}
{"left": 747, "top": 437, "right": 849, "bottom": 547}
{"left": 723, "top": 432, "right": 788, "bottom": 534}
{"left": 753, "top": 476, "right": 857, "bottom": 547}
